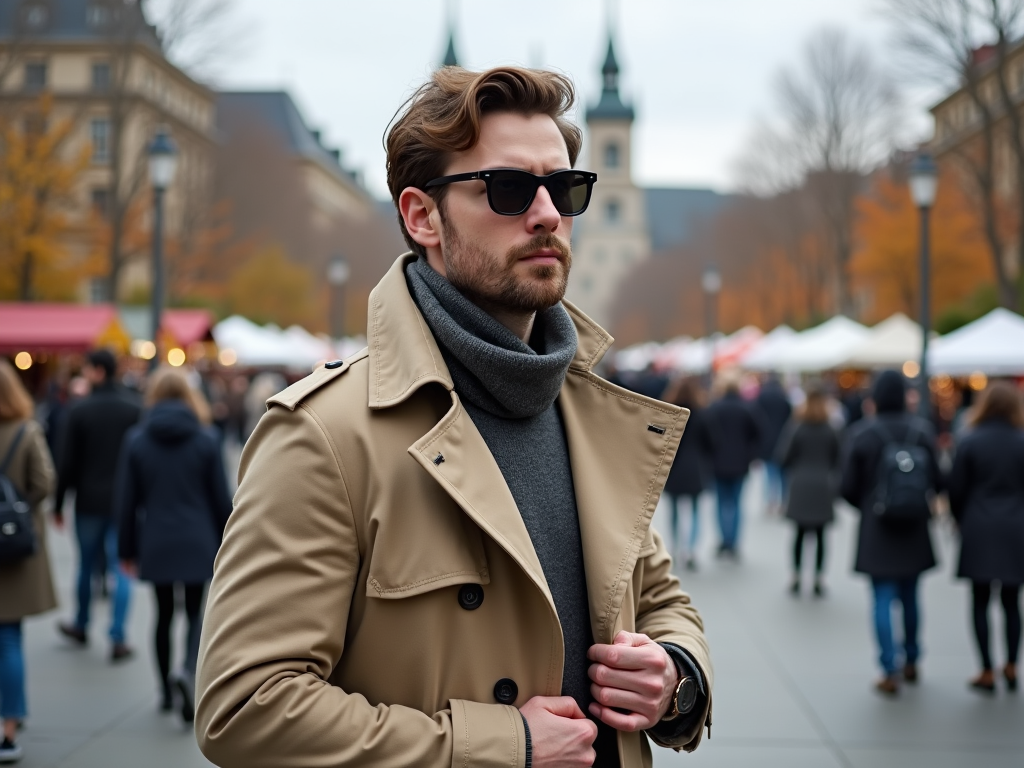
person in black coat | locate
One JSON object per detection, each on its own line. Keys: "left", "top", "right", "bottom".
{"left": 662, "top": 377, "right": 709, "bottom": 570}
{"left": 700, "top": 371, "right": 762, "bottom": 557}
{"left": 54, "top": 349, "right": 141, "bottom": 659}
{"left": 116, "top": 368, "right": 232, "bottom": 721}
{"left": 776, "top": 386, "right": 840, "bottom": 597}
{"left": 948, "top": 381, "right": 1024, "bottom": 694}
{"left": 841, "top": 370, "right": 942, "bottom": 695}
{"left": 755, "top": 375, "right": 792, "bottom": 516}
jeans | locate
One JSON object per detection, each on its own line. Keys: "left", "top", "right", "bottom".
{"left": 0, "top": 623, "right": 26, "bottom": 721}
{"left": 715, "top": 478, "right": 745, "bottom": 550}
{"left": 666, "top": 494, "right": 700, "bottom": 557}
{"left": 74, "top": 515, "right": 132, "bottom": 644}
{"left": 763, "top": 460, "right": 784, "bottom": 509}
{"left": 871, "top": 577, "right": 920, "bottom": 675}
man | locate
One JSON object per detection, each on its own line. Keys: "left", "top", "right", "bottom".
{"left": 196, "top": 66, "right": 712, "bottom": 768}
{"left": 55, "top": 349, "right": 140, "bottom": 660}
{"left": 754, "top": 374, "right": 792, "bottom": 516}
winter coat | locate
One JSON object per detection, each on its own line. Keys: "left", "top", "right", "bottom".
{"left": 776, "top": 419, "right": 840, "bottom": 527}
{"left": 755, "top": 381, "right": 792, "bottom": 462}
{"left": 841, "top": 414, "right": 941, "bottom": 579}
{"left": 0, "top": 419, "right": 58, "bottom": 621}
{"left": 700, "top": 393, "right": 762, "bottom": 481}
{"left": 664, "top": 406, "right": 708, "bottom": 497}
{"left": 55, "top": 382, "right": 141, "bottom": 517}
{"left": 195, "top": 254, "right": 713, "bottom": 768}
{"left": 116, "top": 400, "right": 232, "bottom": 584}
{"left": 948, "top": 420, "right": 1024, "bottom": 585}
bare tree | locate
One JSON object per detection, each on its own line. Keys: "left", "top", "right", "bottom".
{"left": 735, "top": 28, "right": 904, "bottom": 316}
{"left": 146, "top": 0, "right": 249, "bottom": 81}
{"left": 884, "top": 0, "right": 1024, "bottom": 310}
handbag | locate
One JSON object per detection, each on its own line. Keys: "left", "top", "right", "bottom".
{"left": 0, "top": 424, "right": 38, "bottom": 563}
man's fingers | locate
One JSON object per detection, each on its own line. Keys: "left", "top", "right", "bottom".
{"left": 590, "top": 683, "right": 649, "bottom": 714}
{"left": 587, "top": 643, "right": 655, "bottom": 670}
{"left": 588, "top": 701, "right": 650, "bottom": 733}
{"left": 588, "top": 663, "right": 665, "bottom": 696}
{"left": 537, "top": 695, "right": 587, "bottom": 720}
{"left": 613, "top": 630, "right": 650, "bottom": 647}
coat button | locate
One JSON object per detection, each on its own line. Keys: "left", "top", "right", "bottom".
{"left": 458, "top": 584, "right": 483, "bottom": 611}
{"left": 493, "top": 678, "right": 518, "bottom": 705}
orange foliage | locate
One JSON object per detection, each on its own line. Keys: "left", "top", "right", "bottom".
{"left": 851, "top": 172, "right": 993, "bottom": 324}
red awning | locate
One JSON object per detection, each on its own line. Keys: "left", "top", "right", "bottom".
{"left": 0, "top": 303, "right": 129, "bottom": 353}
{"left": 162, "top": 309, "right": 214, "bottom": 347}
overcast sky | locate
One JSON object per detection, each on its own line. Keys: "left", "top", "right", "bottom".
{"left": 210, "top": 0, "right": 943, "bottom": 200}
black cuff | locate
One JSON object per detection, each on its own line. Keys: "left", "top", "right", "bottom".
{"left": 520, "top": 711, "right": 532, "bottom": 768}
{"left": 647, "top": 642, "right": 708, "bottom": 745}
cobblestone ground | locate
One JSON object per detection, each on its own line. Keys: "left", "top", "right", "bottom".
{"left": 14, "top": 467, "right": 1023, "bottom": 767}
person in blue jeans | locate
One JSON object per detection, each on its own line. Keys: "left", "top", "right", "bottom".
{"left": 72, "top": 516, "right": 132, "bottom": 651}
{"left": 841, "top": 370, "right": 941, "bottom": 695}
{"left": 662, "top": 377, "right": 710, "bottom": 570}
{"left": 700, "top": 371, "right": 762, "bottom": 558}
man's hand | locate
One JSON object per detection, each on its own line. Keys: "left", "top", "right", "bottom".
{"left": 587, "top": 631, "right": 678, "bottom": 732}
{"left": 519, "top": 696, "right": 597, "bottom": 768}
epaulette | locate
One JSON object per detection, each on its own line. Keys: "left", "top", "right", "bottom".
{"left": 266, "top": 349, "right": 368, "bottom": 411}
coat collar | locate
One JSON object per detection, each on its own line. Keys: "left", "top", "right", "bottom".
{"left": 366, "top": 253, "right": 614, "bottom": 409}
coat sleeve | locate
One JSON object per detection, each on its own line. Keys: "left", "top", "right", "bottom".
{"left": 840, "top": 425, "right": 867, "bottom": 509}
{"left": 203, "top": 431, "right": 233, "bottom": 534}
{"left": 115, "top": 436, "right": 140, "bottom": 563}
{"left": 634, "top": 529, "right": 712, "bottom": 752}
{"left": 947, "top": 436, "right": 970, "bottom": 523}
{"left": 23, "top": 421, "right": 56, "bottom": 506}
{"left": 53, "top": 406, "right": 79, "bottom": 515}
{"left": 195, "top": 404, "right": 525, "bottom": 768}
{"left": 774, "top": 420, "right": 798, "bottom": 470}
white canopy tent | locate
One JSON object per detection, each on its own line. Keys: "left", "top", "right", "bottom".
{"left": 928, "top": 308, "right": 1024, "bottom": 375}
{"left": 842, "top": 313, "right": 924, "bottom": 370}
{"left": 740, "top": 325, "right": 797, "bottom": 371}
{"left": 214, "top": 316, "right": 360, "bottom": 371}
{"left": 771, "top": 316, "right": 870, "bottom": 372}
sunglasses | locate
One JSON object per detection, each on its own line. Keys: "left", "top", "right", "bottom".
{"left": 425, "top": 168, "right": 598, "bottom": 217}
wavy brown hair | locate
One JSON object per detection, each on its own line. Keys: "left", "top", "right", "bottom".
{"left": 0, "top": 359, "right": 34, "bottom": 422}
{"left": 385, "top": 66, "right": 583, "bottom": 255}
{"left": 968, "top": 380, "right": 1024, "bottom": 429}
{"left": 798, "top": 386, "right": 829, "bottom": 425}
{"left": 145, "top": 367, "right": 211, "bottom": 425}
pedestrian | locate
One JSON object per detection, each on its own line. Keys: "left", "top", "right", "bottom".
{"left": 701, "top": 369, "right": 762, "bottom": 557}
{"left": 116, "top": 368, "right": 232, "bottom": 723}
{"left": 0, "top": 360, "right": 59, "bottom": 764}
{"left": 755, "top": 374, "right": 792, "bottom": 516}
{"left": 54, "top": 349, "right": 141, "bottom": 661}
{"left": 776, "top": 385, "right": 840, "bottom": 597}
{"left": 662, "top": 376, "right": 709, "bottom": 570}
{"left": 947, "top": 380, "right": 1024, "bottom": 694}
{"left": 196, "top": 66, "right": 712, "bottom": 768}
{"left": 841, "top": 370, "right": 942, "bottom": 696}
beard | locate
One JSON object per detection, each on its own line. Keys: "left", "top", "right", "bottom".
{"left": 439, "top": 221, "right": 572, "bottom": 314}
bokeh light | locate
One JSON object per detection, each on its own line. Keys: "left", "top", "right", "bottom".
{"left": 218, "top": 348, "right": 238, "bottom": 366}
{"left": 14, "top": 352, "right": 32, "bottom": 370}
{"left": 167, "top": 348, "right": 187, "bottom": 367}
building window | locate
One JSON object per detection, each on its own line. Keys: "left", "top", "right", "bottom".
{"left": 91, "top": 118, "right": 111, "bottom": 164}
{"left": 23, "top": 62, "right": 47, "bottom": 91}
{"left": 604, "top": 142, "right": 619, "bottom": 169}
{"left": 87, "top": 3, "right": 114, "bottom": 29}
{"left": 605, "top": 199, "right": 621, "bottom": 224}
{"left": 21, "top": 4, "right": 49, "bottom": 30}
{"left": 92, "top": 63, "right": 111, "bottom": 91}
{"left": 91, "top": 188, "right": 110, "bottom": 218}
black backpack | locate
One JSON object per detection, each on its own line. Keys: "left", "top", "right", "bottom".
{"left": 0, "top": 425, "right": 38, "bottom": 563}
{"left": 871, "top": 420, "right": 933, "bottom": 527}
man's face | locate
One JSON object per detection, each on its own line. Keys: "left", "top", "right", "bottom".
{"left": 434, "top": 112, "right": 574, "bottom": 313}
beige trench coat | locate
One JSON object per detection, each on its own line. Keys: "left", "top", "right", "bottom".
{"left": 196, "top": 254, "right": 713, "bottom": 768}
{"left": 0, "top": 419, "right": 58, "bottom": 622}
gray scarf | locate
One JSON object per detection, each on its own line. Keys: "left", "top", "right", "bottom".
{"left": 404, "top": 257, "right": 578, "bottom": 418}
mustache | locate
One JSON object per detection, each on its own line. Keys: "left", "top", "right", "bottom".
{"left": 506, "top": 234, "right": 571, "bottom": 265}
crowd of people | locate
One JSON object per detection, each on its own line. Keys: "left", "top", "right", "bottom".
{"left": 0, "top": 347, "right": 1020, "bottom": 761}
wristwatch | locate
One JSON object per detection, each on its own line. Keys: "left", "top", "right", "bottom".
{"left": 662, "top": 675, "right": 698, "bottom": 721}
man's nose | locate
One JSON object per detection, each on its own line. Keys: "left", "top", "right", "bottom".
{"left": 524, "top": 185, "right": 561, "bottom": 232}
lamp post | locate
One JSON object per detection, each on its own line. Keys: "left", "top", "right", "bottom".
{"left": 909, "top": 151, "right": 938, "bottom": 415}
{"left": 702, "top": 264, "right": 722, "bottom": 379}
{"left": 147, "top": 127, "right": 178, "bottom": 371}
{"left": 328, "top": 256, "right": 350, "bottom": 339}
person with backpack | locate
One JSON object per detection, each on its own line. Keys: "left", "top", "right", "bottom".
{"left": 841, "top": 370, "right": 942, "bottom": 696}
{"left": 947, "top": 381, "right": 1024, "bottom": 694}
{"left": 0, "top": 360, "right": 58, "bottom": 764}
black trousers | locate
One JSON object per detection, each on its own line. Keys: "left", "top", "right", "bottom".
{"left": 971, "top": 582, "right": 1022, "bottom": 670}
{"left": 153, "top": 583, "right": 205, "bottom": 697}
{"left": 793, "top": 525, "right": 825, "bottom": 574}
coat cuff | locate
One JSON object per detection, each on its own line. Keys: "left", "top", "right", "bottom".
{"left": 647, "top": 642, "right": 711, "bottom": 752}
{"left": 450, "top": 699, "right": 527, "bottom": 768}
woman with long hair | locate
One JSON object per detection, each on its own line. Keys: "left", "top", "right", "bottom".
{"left": 116, "top": 367, "right": 232, "bottom": 723}
{"left": 949, "top": 380, "right": 1024, "bottom": 693}
{"left": 0, "top": 360, "right": 58, "bottom": 763}
{"left": 776, "top": 386, "right": 840, "bottom": 597}
{"left": 661, "top": 377, "right": 709, "bottom": 570}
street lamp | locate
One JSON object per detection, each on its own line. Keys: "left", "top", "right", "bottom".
{"left": 147, "top": 127, "right": 178, "bottom": 370}
{"left": 909, "top": 151, "right": 938, "bottom": 415}
{"left": 328, "top": 256, "right": 350, "bottom": 338}
{"left": 702, "top": 264, "right": 722, "bottom": 377}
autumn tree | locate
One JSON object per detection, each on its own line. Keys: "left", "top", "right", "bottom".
{"left": 225, "top": 245, "right": 324, "bottom": 330}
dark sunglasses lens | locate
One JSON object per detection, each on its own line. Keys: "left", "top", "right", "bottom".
{"left": 489, "top": 171, "right": 536, "bottom": 214}
{"left": 545, "top": 172, "right": 592, "bottom": 215}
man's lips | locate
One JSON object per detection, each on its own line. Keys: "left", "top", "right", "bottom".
{"left": 519, "top": 249, "right": 563, "bottom": 264}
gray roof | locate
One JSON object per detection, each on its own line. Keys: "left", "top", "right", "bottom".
{"left": 217, "top": 91, "right": 365, "bottom": 194}
{"left": 586, "top": 37, "right": 634, "bottom": 122}
{"left": 0, "top": 0, "right": 161, "bottom": 50}
{"left": 644, "top": 188, "right": 735, "bottom": 251}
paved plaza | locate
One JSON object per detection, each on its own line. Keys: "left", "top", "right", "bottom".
{"left": 11, "top": 471, "right": 1023, "bottom": 767}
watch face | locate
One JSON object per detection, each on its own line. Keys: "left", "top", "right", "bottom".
{"left": 677, "top": 677, "right": 698, "bottom": 715}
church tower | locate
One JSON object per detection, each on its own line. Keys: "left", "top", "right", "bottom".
{"left": 566, "top": 35, "right": 650, "bottom": 331}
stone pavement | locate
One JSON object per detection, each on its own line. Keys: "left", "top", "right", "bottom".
{"left": 12, "top": 469, "right": 1023, "bottom": 767}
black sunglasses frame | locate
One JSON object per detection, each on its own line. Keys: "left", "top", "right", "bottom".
{"left": 424, "top": 168, "right": 598, "bottom": 217}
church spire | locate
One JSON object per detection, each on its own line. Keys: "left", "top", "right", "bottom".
{"left": 602, "top": 37, "right": 620, "bottom": 93}
{"left": 586, "top": 30, "right": 634, "bottom": 122}
{"left": 439, "top": 0, "right": 459, "bottom": 68}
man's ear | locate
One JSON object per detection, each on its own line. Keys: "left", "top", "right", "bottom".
{"left": 399, "top": 187, "right": 441, "bottom": 251}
